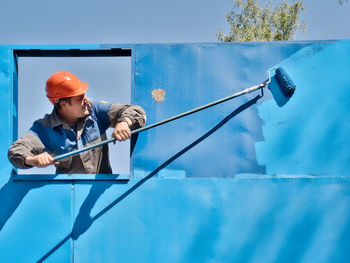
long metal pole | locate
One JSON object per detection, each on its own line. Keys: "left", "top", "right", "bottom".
{"left": 53, "top": 83, "right": 266, "bottom": 161}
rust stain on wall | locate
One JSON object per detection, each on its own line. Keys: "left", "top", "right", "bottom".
{"left": 152, "top": 89, "right": 165, "bottom": 102}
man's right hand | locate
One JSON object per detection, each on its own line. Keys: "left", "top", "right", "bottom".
{"left": 24, "top": 152, "right": 59, "bottom": 167}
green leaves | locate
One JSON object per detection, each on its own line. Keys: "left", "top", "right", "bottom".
{"left": 217, "top": 0, "right": 305, "bottom": 42}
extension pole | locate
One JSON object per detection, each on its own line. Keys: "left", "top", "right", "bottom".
{"left": 53, "top": 82, "right": 266, "bottom": 161}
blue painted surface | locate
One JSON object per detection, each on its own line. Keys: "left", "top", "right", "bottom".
{"left": 0, "top": 47, "right": 13, "bottom": 186}
{"left": 256, "top": 40, "right": 350, "bottom": 176}
{"left": 133, "top": 42, "right": 311, "bottom": 177}
{"left": 0, "top": 42, "right": 350, "bottom": 263}
{"left": 0, "top": 184, "right": 72, "bottom": 262}
{"left": 0, "top": 46, "right": 73, "bottom": 262}
{"left": 73, "top": 178, "right": 350, "bottom": 263}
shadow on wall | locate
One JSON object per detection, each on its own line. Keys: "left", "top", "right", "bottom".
{"left": 0, "top": 170, "right": 58, "bottom": 232}
{"left": 36, "top": 94, "right": 263, "bottom": 262}
{"left": 0, "top": 133, "right": 140, "bottom": 233}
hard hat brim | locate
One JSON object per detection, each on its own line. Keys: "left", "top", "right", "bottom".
{"left": 69, "top": 82, "right": 88, "bottom": 97}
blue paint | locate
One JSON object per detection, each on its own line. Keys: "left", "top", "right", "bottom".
{"left": 0, "top": 47, "right": 14, "bottom": 187}
{"left": 1, "top": 42, "right": 350, "bottom": 263}
{"left": 256, "top": 40, "right": 350, "bottom": 176}
{"left": 0, "top": 182, "right": 72, "bottom": 262}
{"left": 133, "top": 43, "right": 310, "bottom": 177}
{"left": 157, "top": 168, "right": 186, "bottom": 178}
{"left": 71, "top": 178, "right": 350, "bottom": 263}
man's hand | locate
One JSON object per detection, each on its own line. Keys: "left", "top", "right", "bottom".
{"left": 112, "top": 117, "right": 132, "bottom": 141}
{"left": 24, "top": 152, "right": 59, "bottom": 167}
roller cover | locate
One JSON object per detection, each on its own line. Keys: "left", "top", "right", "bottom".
{"left": 275, "top": 67, "right": 296, "bottom": 96}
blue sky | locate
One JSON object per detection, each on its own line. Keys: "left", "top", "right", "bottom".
{"left": 1, "top": 0, "right": 350, "bottom": 44}
{"left": 2, "top": 0, "right": 350, "bottom": 174}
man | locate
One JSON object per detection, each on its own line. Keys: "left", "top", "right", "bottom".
{"left": 8, "top": 71, "right": 146, "bottom": 174}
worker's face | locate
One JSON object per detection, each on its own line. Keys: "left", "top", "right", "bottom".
{"left": 62, "top": 94, "right": 90, "bottom": 118}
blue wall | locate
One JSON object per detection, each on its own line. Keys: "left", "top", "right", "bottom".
{"left": 0, "top": 41, "right": 350, "bottom": 262}
{"left": 256, "top": 40, "right": 350, "bottom": 176}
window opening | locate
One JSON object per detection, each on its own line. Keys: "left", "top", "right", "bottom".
{"left": 17, "top": 53, "right": 131, "bottom": 175}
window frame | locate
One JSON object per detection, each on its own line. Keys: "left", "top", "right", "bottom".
{"left": 11, "top": 48, "right": 134, "bottom": 182}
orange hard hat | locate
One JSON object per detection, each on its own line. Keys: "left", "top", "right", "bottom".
{"left": 46, "top": 72, "right": 88, "bottom": 104}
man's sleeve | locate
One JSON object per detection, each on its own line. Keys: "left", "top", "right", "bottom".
{"left": 8, "top": 129, "right": 46, "bottom": 169}
{"left": 108, "top": 103, "right": 146, "bottom": 130}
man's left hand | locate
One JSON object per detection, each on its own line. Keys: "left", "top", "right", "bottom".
{"left": 112, "top": 118, "right": 132, "bottom": 141}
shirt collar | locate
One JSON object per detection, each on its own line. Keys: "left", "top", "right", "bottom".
{"left": 50, "top": 109, "right": 64, "bottom": 128}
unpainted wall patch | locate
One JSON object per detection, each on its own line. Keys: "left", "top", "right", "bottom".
{"left": 152, "top": 89, "right": 165, "bottom": 102}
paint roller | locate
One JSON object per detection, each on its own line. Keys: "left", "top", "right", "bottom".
{"left": 275, "top": 67, "right": 296, "bottom": 96}
{"left": 53, "top": 67, "right": 296, "bottom": 162}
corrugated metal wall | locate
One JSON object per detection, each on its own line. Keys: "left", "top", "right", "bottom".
{"left": 1, "top": 41, "right": 350, "bottom": 262}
